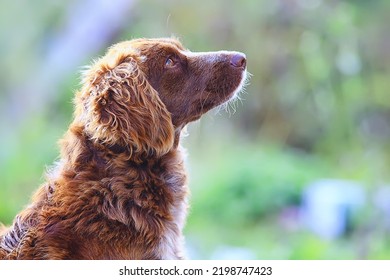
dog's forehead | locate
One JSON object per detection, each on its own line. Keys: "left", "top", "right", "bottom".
{"left": 129, "top": 38, "right": 185, "bottom": 53}
{"left": 97, "top": 38, "right": 184, "bottom": 71}
{"left": 110, "top": 38, "right": 185, "bottom": 53}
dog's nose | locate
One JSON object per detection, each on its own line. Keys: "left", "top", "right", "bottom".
{"left": 230, "top": 53, "right": 246, "bottom": 69}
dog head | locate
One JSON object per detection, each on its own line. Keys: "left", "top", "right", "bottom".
{"left": 76, "top": 38, "right": 247, "bottom": 156}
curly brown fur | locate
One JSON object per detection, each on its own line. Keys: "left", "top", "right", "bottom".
{"left": 0, "top": 37, "right": 247, "bottom": 259}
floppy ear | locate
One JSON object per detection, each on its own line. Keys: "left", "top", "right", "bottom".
{"left": 77, "top": 58, "right": 174, "bottom": 156}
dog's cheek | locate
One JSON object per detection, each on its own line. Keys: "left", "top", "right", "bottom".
{"left": 158, "top": 75, "right": 196, "bottom": 120}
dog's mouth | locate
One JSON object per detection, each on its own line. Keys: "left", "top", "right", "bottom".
{"left": 227, "top": 66, "right": 248, "bottom": 101}
{"left": 203, "top": 52, "right": 248, "bottom": 107}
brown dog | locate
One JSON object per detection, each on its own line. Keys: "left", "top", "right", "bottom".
{"left": 0, "top": 38, "right": 247, "bottom": 259}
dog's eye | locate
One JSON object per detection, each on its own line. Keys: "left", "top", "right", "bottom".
{"left": 165, "top": 56, "right": 176, "bottom": 68}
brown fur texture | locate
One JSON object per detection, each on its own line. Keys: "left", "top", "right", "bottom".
{"left": 0, "top": 38, "right": 247, "bottom": 259}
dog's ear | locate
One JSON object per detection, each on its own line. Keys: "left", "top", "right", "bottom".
{"left": 77, "top": 58, "right": 174, "bottom": 156}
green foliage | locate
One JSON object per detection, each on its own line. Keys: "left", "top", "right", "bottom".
{"left": 0, "top": 113, "right": 63, "bottom": 224}
{"left": 188, "top": 138, "right": 325, "bottom": 226}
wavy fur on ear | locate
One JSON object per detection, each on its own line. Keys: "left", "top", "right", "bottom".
{"left": 76, "top": 57, "right": 174, "bottom": 157}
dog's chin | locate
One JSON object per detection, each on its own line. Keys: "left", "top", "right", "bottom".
{"left": 210, "top": 69, "right": 249, "bottom": 116}
{"left": 216, "top": 69, "right": 248, "bottom": 107}
{"left": 229, "top": 69, "right": 248, "bottom": 101}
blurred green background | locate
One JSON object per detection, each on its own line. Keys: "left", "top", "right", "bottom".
{"left": 1, "top": 0, "right": 390, "bottom": 259}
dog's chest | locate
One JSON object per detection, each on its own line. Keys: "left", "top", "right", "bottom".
{"left": 96, "top": 152, "right": 189, "bottom": 259}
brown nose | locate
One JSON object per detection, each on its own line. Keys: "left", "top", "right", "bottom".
{"left": 230, "top": 53, "right": 246, "bottom": 69}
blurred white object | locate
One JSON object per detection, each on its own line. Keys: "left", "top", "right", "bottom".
{"left": 301, "top": 179, "right": 365, "bottom": 239}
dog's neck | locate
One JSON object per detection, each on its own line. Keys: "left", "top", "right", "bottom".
{"left": 56, "top": 124, "right": 182, "bottom": 180}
